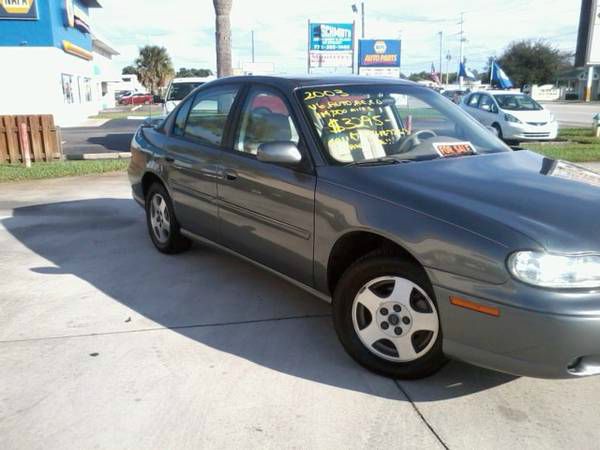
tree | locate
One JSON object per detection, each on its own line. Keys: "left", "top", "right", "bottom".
{"left": 122, "top": 65, "right": 138, "bottom": 75}
{"left": 495, "top": 40, "right": 573, "bottom": 87}
{"left": 135, "top": 45, "right": 174, "bottom": 95}
{"left": 213, "top": 0, "right": 232, "bottom": 77}
{"left": 176, "top": 67, "right": 214, "bottom": 78}
{"left": 408, "top": 71, "right": 430, "bottom": 82}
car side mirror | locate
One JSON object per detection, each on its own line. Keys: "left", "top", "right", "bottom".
{"left": 257, "top": 141, "right": 302, "bottom": 165}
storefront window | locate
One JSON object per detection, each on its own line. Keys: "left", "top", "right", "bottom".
{"left": 62, "top": 74, "right": 74, "bottom": 104}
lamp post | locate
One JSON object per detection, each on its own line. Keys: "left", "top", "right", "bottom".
{"left": 351, "top": 2, "right": 365, "bottom": 39}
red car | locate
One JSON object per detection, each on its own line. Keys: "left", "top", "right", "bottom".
{"left": 120, "top": 93, "right": 153, "bottom": 105}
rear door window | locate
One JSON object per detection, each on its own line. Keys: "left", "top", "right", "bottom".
{"left": 183, "top": 86, "right": 240, "bottom": 146}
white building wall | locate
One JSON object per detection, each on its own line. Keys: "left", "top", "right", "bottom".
{"left": 0, "top": 46, "right": 116, "bottom": 127}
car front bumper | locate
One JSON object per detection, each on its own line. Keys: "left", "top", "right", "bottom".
{"left": 502, "top": 121, "right": 559, "bottom": 141}
{"left": 428, "top": 269, "right": 600, "bottom": 379}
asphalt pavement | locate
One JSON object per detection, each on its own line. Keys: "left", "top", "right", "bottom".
{"left": 61, "top": 118, "right": 141, "bottom": 156}
{"left": 1, "top": 173, "right": 600, "bottom": 449}
{"left": 541, "top": 102, "right": 600, "bottom": 128}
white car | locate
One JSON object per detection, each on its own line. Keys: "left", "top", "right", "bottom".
{"left": 460, "top": 91, "right": 558, "bottom": 143}
{"left": 162, "top": 76, "right": 216, "bottom": 115}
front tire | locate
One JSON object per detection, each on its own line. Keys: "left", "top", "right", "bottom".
{"left": 332, "top": 253, "right": 446, "bottom": 379}
{"left": 145, "top": 183, "right": 191, "bottom": 254}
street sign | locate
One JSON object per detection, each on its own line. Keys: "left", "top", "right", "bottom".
{"left": 358, "top": 39, "right": 401, "bottom": 78}
{"left": 0, "top": 0, "right": 37, "bottom": 19}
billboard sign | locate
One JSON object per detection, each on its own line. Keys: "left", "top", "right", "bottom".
{"left": 359, "top": 39, "right": 401, "bottom": 67}
{"left": 308, "top": 22, "right": 354, "bottom": 71}
{"left": 358, "top": 39, "right": 401, "bottom": 78}
{"left": 576, "top": 0, "right": 600, "bottom": 66}
{"left": 0, "top": 0, "right": 37, "bottom": 20}
{"left": 309, "top": 22, "right": 354, "bottom": 51}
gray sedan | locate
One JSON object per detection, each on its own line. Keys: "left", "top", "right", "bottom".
{"left": 128, "top": 75, "right": 600, "bottom": 380}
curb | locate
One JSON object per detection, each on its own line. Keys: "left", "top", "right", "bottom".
{"left": 66, "top": 152, "right": 131, "bottom": 160}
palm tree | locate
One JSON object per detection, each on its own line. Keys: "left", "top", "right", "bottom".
{"left": 135, "top": 46, "right": 175, "bottom": 95}
{"left": 213, "top": 0, "right": 233, "bottom": 77}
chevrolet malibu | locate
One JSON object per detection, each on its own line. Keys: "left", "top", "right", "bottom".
{"left": 128, "top": 76, "right": 600, "bottom": 380}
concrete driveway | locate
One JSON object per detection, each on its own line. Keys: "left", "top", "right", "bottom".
{"left": 1, "top": 173, "right": 599, "bottom": 449}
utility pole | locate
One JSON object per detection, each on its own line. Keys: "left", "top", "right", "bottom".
{"left": 351, "top": 3, "right": 365, "bottom": 39}
{"left": 361, "top": 2, "right": 365, "bottom": 39}
{"left": 458, "top": 12, "right": 465, "bottom": 88}
{"left": 438, "top": 31, "right": 443, "bottom": 87}
{"left": 251, "top": 30, "right": 255, "bottom": 63}
{"left": 446, "top": 51, "right": 451, "bottom": 85}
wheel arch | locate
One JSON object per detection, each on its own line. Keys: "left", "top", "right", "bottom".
{"left": 326, "top": 229, "right": 428, "bottom": 296}
{"left": 141, "top": 170, "right": 169, "bottom": 200}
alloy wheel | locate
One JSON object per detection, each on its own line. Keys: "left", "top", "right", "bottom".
{"left": 352, "top": 276, "right": 439, "bottom": 363}
{"left": 149, "top": 193, "right": 171, "bottom": 244}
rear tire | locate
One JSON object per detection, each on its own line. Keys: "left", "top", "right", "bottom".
{"left": 332, "top": 252, "right": 446, "bottom": 379}
{"left": 145, "top": 183, "right": 191, "bottom": 254}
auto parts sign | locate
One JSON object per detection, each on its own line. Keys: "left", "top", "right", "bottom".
{"left": 0, "top": 0, "right": 38, "bottom": 19}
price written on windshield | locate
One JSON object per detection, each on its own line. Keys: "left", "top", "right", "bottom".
{"left": 327, "top": 115, "right": 389, "bottom": 133}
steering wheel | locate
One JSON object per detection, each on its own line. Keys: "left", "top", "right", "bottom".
{"left": 397, "top": 130, "right": 437, "bottom": 154}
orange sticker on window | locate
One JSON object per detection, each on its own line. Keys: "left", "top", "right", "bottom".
{"left": 433, "top": 142, "right": 477, "bottom": 157}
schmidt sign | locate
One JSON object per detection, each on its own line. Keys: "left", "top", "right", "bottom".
{"left": 0, "top": 0, "right": 38, "bottom": 19}
{"left": 309, "top": 23, "right": 354, "bottom": 51}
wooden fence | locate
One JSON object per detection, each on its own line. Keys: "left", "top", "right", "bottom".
{"left": 0, "top": 115, "right": 62, "bottom": 164}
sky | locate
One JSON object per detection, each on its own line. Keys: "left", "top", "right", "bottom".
{"left": 90, "top": 0, "right": 580, "bottom": 75}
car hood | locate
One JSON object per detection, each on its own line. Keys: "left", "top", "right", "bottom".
{"left": 502, "top": 108, "right": 551, "bottom": 122}
{"left": 329, "top": 151, "right": 600, "bottom": 253}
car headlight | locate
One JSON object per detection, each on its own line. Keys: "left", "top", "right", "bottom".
{"left": 549, "top": 113, "right": 556, "bottom": 122}
{"left": 508, "top": 251, "right": 600, "bottom": 289}
{"left": 504, "top": 113, "right": 522, "bottom": 124}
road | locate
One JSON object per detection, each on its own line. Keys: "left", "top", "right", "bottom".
{"left": 61, "top": 119, "right": 140, "bottom": 156}
{"left": 542, "top": 102, "right": 600, "bottom": 128}
{"left": 1, "top": 174, "right": 600, "bottom": 449}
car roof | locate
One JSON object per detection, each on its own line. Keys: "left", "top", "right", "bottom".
{"left": 205, "top": 74, "right": 421, "bottom": 90}
{"left": 171, "top": 77, "right": 216, "bottom": 83}
{"left": 486, "top": 91, "right": 525, "bottom": 96}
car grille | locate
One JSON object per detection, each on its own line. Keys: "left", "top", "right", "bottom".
{"left": 526, "top": 122, "right": 548, "bottom": 126}
{"left": 523, "top": 132, "right": 551, "bottom": 138}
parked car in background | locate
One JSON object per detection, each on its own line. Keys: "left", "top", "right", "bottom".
{"left": 129, "top": 75, "right": 600, "bottom": 380}
{"left": 442, "top": 89, "right": 468, "bottom": 104}
{"left": 162, "top": 76, "right": 216, "bottom": 115}
{"left": 115, "top": 90, "right": 133, "bottom": 101}
{"left": 120, "top": 93, "right": 154, "bottom": 106}
{"left": 461, "top": 91, "right": 558, "bottom": 143}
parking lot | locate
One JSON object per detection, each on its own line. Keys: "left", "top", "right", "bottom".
{"left": 1, "top": 173, "right": 600, "bottom": 449}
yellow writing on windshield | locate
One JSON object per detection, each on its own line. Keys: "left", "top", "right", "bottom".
{"left": 303, "top": 89, "right": 350, "bottom": 101}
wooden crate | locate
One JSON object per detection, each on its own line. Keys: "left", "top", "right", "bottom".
{"left": 0, "top": 115, "right": 62, "bottom": 164}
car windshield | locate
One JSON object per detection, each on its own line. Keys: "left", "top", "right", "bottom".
{"left": 493, "top": 94, "right": 542, "bottom": 111}
{"left": 167, "top": 82, "right": 205, "bottom": 101}
{"left": 299, "top": 85, "right": 511, "bottom": 164}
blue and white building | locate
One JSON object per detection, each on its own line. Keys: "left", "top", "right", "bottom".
{"left": 0, "top": 0, "right": 120, "bottom": 126}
